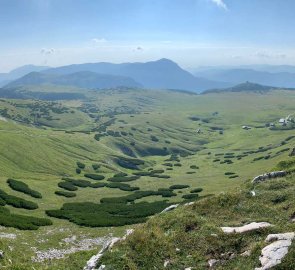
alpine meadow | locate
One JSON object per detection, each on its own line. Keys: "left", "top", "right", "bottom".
{"left": 0, "top": 1, "right": 294, "bottom": 270}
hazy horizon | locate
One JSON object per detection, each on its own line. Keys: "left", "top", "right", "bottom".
{"left": 1, "top": 0, "right": 295, "bottom": 72}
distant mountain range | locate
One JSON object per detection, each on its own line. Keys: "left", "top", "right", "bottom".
{"left": 203, "top": 81, "right": 294, "bottom": 94}
{"left": 5, "top": 71, "right": 142, "bottom": 89}
{"left": 0, "top": 65, "right": 50, "bottom": 87}
{"left": 2, "top": 59, "right": 229, "bottom": 93}
{"left": 4, "top": 60, "right": 295, "bottom": 94}
{"left": 194, "top": 67, "right": 295, "bottom": 88}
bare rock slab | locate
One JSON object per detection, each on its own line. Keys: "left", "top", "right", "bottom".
{"left": 221, "top": 222, "right": 272, "bottom": 234}
{"left": 255, "top": 232, "right": 294, "bottom": 270}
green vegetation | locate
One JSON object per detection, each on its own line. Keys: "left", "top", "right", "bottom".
{"left": 0, "top": 207, "right": 52, "bottom": 230}
{"left": 169, "top": 184, "right": 190, "bottom": 190}
{"left": 55, "top": 191, "right": 77, "bottom": 198}
{"left": 0, "top": 88, "right": 295, "bottom": 269}
{"left": 7, "top": 179, "right": 42, "bottom": 198}
{"left": 0, "top": 189, "right": 38, "bottom": 210}
{"left": 46, "top": 201, "right": 171, "bottom": 227}
{"left": 101, "top": 173, "right": 295, "bottom": 270}
{"left": 84, "top": 174, "right": 105, "bottom": 180}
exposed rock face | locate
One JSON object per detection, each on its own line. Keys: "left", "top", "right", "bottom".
{"left": 208, "top": 259, "right": 220, "bottom": 268}
{"left": 252, "top": 171, "right": 287, "bottom": 183}
{"left": 255, "top": 232, "right": 294, "bottom": 270}
{"left": 221, "top": 222, "right": 272, "bottom": 234}
{"left": 161, "top": 204, "right": 179, "bottom": 213}
{"left": 33, "top": 236, "right": 112, "bottom": 263}
{"left": 0, "top": 250, "right": 4, "bottom": 259}
{"left": 84, "top": 229, "right": 134, "bottom": 270}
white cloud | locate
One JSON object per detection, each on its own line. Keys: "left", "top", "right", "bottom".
{"left": 211, "top": 0, "right": 228, "bottom": 10}
{"left": 92, "top": 38, "right": 107, "bottom": 44}
{"left": 253, "top": 51, "right": 287, "bottom": 59}
{"left": 40, "top": 48, "right": 55, "bottom": 55}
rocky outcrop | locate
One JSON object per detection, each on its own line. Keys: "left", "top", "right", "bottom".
{"left": 0, "top": 250, "right": 4, "bottom": 259}
{"left": 290, "top": 148, "right": 295, "bottom": 156}
{"left": 252, "top": 171, "right": 287, "bottom": 183}
{"left": 84, "top": 229, "right": 134, "bottom": 270}
{"left": 161, "top": 204, "right": 179, "bottom": 213}
{"left": 255, "top": 232, "right": 294, "bottom": 270}
{"left": 221, "top": 222, "right": 272, "bottom": 234}
{"left": 84, "top": 238, "right": 120, "bottom": 270}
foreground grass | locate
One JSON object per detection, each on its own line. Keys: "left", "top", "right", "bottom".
{"left": 101, "top": 173, "right": 295, "bottom": 269}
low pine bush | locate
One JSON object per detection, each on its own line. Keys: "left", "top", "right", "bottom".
{"left": 7, "top": 179, "right": 42, "bottom": 198}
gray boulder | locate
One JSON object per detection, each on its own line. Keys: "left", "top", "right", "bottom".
{"left": 255, "top": 232, "right": 294, "bottom": 270}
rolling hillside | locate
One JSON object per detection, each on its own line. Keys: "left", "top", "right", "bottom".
{"left": 0, "top": 88, "right": 294, "bottom": 269}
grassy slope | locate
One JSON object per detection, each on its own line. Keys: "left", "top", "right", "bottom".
{"left": 101, "top": 172, "right": 295, "bottom": 270}
{"left": 0, "top": 88, "right": 294, "bottom": 269}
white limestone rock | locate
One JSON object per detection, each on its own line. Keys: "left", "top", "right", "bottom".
{"left": 255, "top": 232, "right": 294, "bottom": 270}
{"left": 161, "top": 204, "right": 179, "bottom": 213}
{"left": 221, "top": 222, "right": 272, "bottom": 234}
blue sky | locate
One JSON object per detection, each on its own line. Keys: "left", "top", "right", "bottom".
{"left": 1, "top": 0, "right": 295, "bottom": 72}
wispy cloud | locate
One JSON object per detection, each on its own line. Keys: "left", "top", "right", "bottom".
{"left": 92, "top": 38, "right": 107, "bottom": 44}
{"left": 211, "top": 0, "right": 228, "bottom": 10}
{"left": 253, "top": 51, "right": 287, "bottom": 59}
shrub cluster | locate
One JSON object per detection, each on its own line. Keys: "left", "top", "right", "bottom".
{"left": 55, "top": 191, "right": 77, "bottom": 198}
{"left": 190, "top": 188, "right": 203, "bottom": 193}
{"left": 0, "top": 206, "right": 52, "bottom": 230}
{"left": 76, "top": 161, "right": 86, "bottom": 169}
{"left": 46, "top": 201, "right": 171, "bottom": 227}
{"left": 0, "top": 189, "right": 38, "bottom": 210}
{"left": 84, "top": 174, "right": 105, "bottom": 180}
{"left": 108, "top": 175, "right": 140, "bottom": 183}
{"left": 7, "top": 179, "right": 42, "bottom": 198}
{"left": 58, "top": 181, "right": 78, "bottom": 191}
{"left": 182, "top": 194, "right": 199, "bottom": 200}
{"left": 169, "top": 185, "right": 190, "bottom": 190}
{"left": 100, "top": 189, "right": 176, "bottom": 204}
{"left": 115, "top": 157, "right": 145, "bottom": 170}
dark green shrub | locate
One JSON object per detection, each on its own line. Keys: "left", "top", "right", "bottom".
{"left": 114, "top": 172, "right": 128, "bottom": 177}
{"left": 0, "top": 189, "right": 38, "bottom": 210}
{"left": 163, "top": 163, "right": 173, "bottom": 167}
{"left": 224, "top": 172, "right": 235, "bottom": 175}
{"left": 190, "top": 188, "right": 203, "bottom": 193}
{"left": 229, "top": 175, "right": 239, "bottom": 179}
{"left": 90, "top": 183, "right": 106, "bottom": 188}
{"left": 84, "top": 174, "right": 105, "bottom": 181}
{"left": 115, "top": 157, "right": 145, "bottom": 170}
{"left": 182, "top": 194, "right": 199, "bottom": 200}
{"left": 92, "top": 164, "right": 100, "bottom": 170}
{"left": 46, "top": 201, "right": 171, "bottom": 227}
{"left": 58, "top": 182, "right": 78, "bottom": 191}
{"left": 55, "top": 191, "right": 77, "bottom": 198}
{"left": 169, "top": 185, "right": 190, "bottom": 190}
{"left": 133, "top": 171, "right": 152, "bottom": 176}
{"left": 108, "top": 176, "right": 140, "bottom": 182}
{"left": 76, "top": 161, "right": 86, "bottom": 169}
{"left": 174, "top": 163, "right": 182, "bottom": 167}
{"left": 150, "top": 169, "right": 164, "bottom": 174}
{"left": 7, "top": 179, "right": 42, "bottom": 198}
{"left": 149, "top": 174, "right": 170, "bottom": 179}
{"left": 76, "top": 168, "right": 81, "bottom": 174}
{"left": 190, "top": 165, "right": 199, "bottom": 169}
{"left": 0, "top": 207, "right": 52, "bottom": 230}
{"left": 151, "top": 135, "right": 159, "bottom": 142}
{"left": 106, "top": 183, "right": 139, "bottom": 191}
